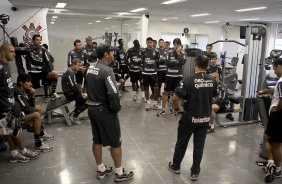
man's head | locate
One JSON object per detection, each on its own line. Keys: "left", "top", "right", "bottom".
{"left": 153, "top": 40, "right": 157, "bottom": 48}
{"left": 158, "top": 39, "right": 165, "bottom": 49}
{"left": 71, "top": 58, "right": 82, "bottom": 71}
{"left": 93, "top": 42, "right": 97, "bottom": 48}
{"left": 133, "top": 40, "right": 140, "bottom": 48}
{"left": 0, "top": 44, "right": 15, "bottom": 63}
{"left": 146, "top": 37, "right": 154, "bottom": 49}
{"left": 17, "top": 74, "right": 32, "bottom": 90}
{"left": 173, "top": 38, "right": 182, "bottom": 50}
{"left": 273, "top": 58, "right": 282, "bottom": 78}
{"left": 42, "top": 44, "right": 48, "bottom": 51}
{"left": 74, "top": 39, "right": 82, "bottom": 51}
{"left": 165, "top": 41, "right": 170, "bottom": 49}
{"left": 206, "top": 44, "right": 213, "bottom": 53}
{"left": 96, "top": 44, "right": 115, "bottom": 65}
{"left": 32, "top": 34, "right": 42, "bottom": 47}
{"left": 118, "top": 39, "right": 124, "bottom": 47}
{"left": 86, "top": 36, "right": 93, "bottom": 46}
{"left": 210, "top": 53, "right": 218, "bottom": 66}
{"left": 195, "top": 55, "right": 209, "bottom": 71}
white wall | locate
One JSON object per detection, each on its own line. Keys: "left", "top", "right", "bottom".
{"left": 48, "top": 17, "right": 122, "bottom": 72}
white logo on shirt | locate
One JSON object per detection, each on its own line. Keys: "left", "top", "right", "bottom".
{"left": 107, "top": 76, "right": 117, "bottom": 93}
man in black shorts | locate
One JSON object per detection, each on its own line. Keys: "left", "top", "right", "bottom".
{"left": 257, "top": 58, "right": 282, "bottom": 183}
{"left": 116, "top": 39, "right": 129, "bottom": 91}
{"left": 168, "top": 55, "right": 218, "bottom": 181}
{"left": 158, "top": 38, "right": 186, "bottom": 116}
{"left": 125, "top": 40, "right": 143, "bottom": 101}
{"left": 156, "top": 39, "right": 168, "bottom": 98}
{"left": 85, "top": 44, "right": 134, "bottom": 182}
{"left": 141, "top": 37, "right": 159, "bottom": 110}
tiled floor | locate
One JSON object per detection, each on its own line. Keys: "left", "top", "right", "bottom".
{"left": 0, "top": 91, "right": 281, "bottom": 184}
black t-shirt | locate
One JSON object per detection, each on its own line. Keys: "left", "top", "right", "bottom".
{"left": 115, "top": 47, "right": 127, "bottom": 66}
{"left": 206, "top": 65, "right": 222, "bottom": 78}
{"left": 0, "top": 61, "right": 14, "bottom": 112}
{"left": 175, "top": 72, "right": 218, "bottom": 125}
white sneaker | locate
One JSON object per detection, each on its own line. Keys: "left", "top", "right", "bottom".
{"left": 133, "top": 95, "right": 137, "bottom": 101}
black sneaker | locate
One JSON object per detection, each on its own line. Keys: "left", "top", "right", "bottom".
{"left": 168, "top": 162, "right": 180, "bottom": 174}
{"left": 114, "top": 168, "right": 134, "bottom": 182}
{"left": 97, "top": 165, "right": 114, "bottom": 180}
{"left": 191, "top": 172, "right": 199, "bottom": 181}
{"left": 207, "top": 126, "right": 215, "bottom": 134}
{"left": 265, "top": 163, "right": 276, "bottom": 183}
{"left": 226, "top": 113, "right": 234, "bottom": 121}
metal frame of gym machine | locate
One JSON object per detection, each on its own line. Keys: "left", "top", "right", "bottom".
{"left": 212, "top": 24, "right": 267, "bottom": 127}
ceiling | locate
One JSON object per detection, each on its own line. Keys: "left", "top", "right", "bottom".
{"left": 8, "top": 0, "right": 282, "bottom": 24}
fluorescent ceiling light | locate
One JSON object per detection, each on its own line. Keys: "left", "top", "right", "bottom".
{"left": 130, "top": 8, "right": 148, "bottom": 13}
{"left": 239, "top": 18, "right": 260, "bottom": 21}
{"left": 96, "top": 20, "right": 102, "bottom": 23}
{"left": 162, "top": 18, "right": 168, "bottom": 21}
{"left": 235, "top": 7, "right": 266, "bottom": 12}
{"left": 191, "top": 13, "right": 210, "bottom": 17}
{"left": 55, "top": 3, "right": 67, "bottom": 8}
{"left": 105, "top": 17, "right": 112, "bottom": 19}
{"left": 111, "top": 26, "right": 116, "bottom": 28}
{"left": 50, "top": 22, "right": 55, "bottom": 24}
{"left": 54, "top": 9, "right": 61, "bottom": 14}
{"left": 123, "top": 24, "right": 129, "bottom": 26}
{"left": 171, "top": 17, "right": 178, "bottom": 20}
{"left": 105, "top": 28, "right": 109, "bottom": 30}
{"left": 205, "top": 21, "right": 220, "bottom": 24}
{"left": 88, "top": 22, "right": 93, "bottom": 25}
{"left": 162, "top": 0, "right": 186, "bottom": 5}
{"left": 51, "top": 19, "right": 56, "bottom": 22}
{"left": 135, "top": 22, "right": 141, "bottom": 24}
{"left": 52, "top": 16, "right": 58, "bottom": 19}
{"left": 115, "top": 12, "right": 130, "bottom": 16}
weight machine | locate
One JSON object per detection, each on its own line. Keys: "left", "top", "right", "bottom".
{"left": 94, "top": 32, "right": 120, "bottom": 46}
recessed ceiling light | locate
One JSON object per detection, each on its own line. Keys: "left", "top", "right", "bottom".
{"left": 115, "top": 12, "right": 130, "bottom": 16}
{"left": 105, "top": 17, "right": 112, "bottom": 19}
{"left": 171, "top": 17, "right": 178, "bottom": 20}
{"left": 96, "top": 20, "right": 102, "bottom": 23}
{"left": 162, "top": 0, "right": 186, "bottom": 5}
{"left": 235, "top": 7, "right": 267, "bottom": 12}
{"left": 130, "top": 8, "right": 148, "bottom": 13}
{"left": 88, "top": 22, "right": 93, "bottom": 25}
{"left": 239, "top": 18, "right": 260, "bottom": 21}
{"left": 55, "top": 3, "right": 67, "bottom": 8}
{"left": 105, "top": 28, "right": 109, "bottom": 30}
{"left": 162, "top": 18, "right": 168, "bottom": 21}
{"left": 52, "top": 16, "right": 58, "bottom": 19}
{"left": 50, "top": 22, "right": 55, "bottom": 24}
{"left": 111, "top": 26, "right": 116, "bottom": 28}
{"left": 205, "top": 21, "right": 220, "bottom": 24}
{"left": 51, "top": 19, "right": 56, "bottom": 22}
{"left": 54, "top": 9, "right": 61, "bottom": 14}
{"left": 191, "top": 13, "right": 210, "bottom": 17}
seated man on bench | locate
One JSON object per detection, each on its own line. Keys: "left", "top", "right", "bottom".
{"left": 62, "top": 58, "right": 88, "bottom": 124}
{"left": 14, "top": 74, "right": 53, "bottom": 152}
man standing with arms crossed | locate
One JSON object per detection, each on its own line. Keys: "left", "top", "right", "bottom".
{"left": 85, "top": 44, "right": 134, "bottom": 182}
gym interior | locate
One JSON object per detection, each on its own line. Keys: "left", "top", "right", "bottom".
{"left": 0, "top": 0, "right": 282, "bottom": 183}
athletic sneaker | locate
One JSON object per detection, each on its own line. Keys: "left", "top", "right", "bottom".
{"left": 168, "top": 162, "right": 180, "bottom": 174}
{"left": 114, "top": 168, "right": 134, "bottom": 182}
{"left": 10, "top": 153, "right": 30, "bottom": 163}
{"left": 226, "top": 113, "right": 234, "bottom": 121}
{"left": 152, "top": 104, "right": 158, "bottom": 110}
{"left": 133, "top": 95, "right": 137, "bottom": 101}
{"left": 51, "top": 93, "right": 61, "bottom": 101}
{"left": 22, "top": 149, "right": 40, "bottom": 160}
{"left": 191, "top": 172, "right": 199, "bottom": 181}
{"left": 43, "top": 96, "right": 50, "bottom": 103}
{"left": 157, "top": 108, "right": 165, "bottom": 116}
{"left": 141, "top": 97, "right": 146, "bottom": 103}
{"left": 145, "top": 103, "right": 150, "bottom": 111}
{"left": 40, "top": 132, "right": 54, "bottom": 141}
{"left": 265, "top": 163, "right": 276, "bottom": 183}
{"left": 170, "top": 108, "right": 177, "bottom": 116}
{"left": 96, "top": 165, "right": 114, "bottom": 180}
{"left": 207, "top": 126, "right": 215, "bottom": 134}
{"left": 69, "top": 113, "right": 82, "bottom": 125}
{"left": 34, "top": 143, "right": 53, "bottom": 152}
{"left": 274, "top": 170, "right": 282, "bottom": 178}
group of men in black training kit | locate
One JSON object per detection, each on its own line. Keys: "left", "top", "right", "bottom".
{"left": 0, "top": 34, "right": 281, "bottom": 183}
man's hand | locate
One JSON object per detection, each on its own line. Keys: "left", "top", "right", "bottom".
{"left": 257, "top": 90, "right": 265, "bottom": 95}
{"left": 29, "top": 87, "right": 36, "bottom": 98}
{"left": 80, "top": 66, "right": 86, "bottom": 73}
{"left": 176, "top": 46, "right": 182, "bottom": 55}
{"left": 82, "top": 93, "right": 88, "bottom": 99}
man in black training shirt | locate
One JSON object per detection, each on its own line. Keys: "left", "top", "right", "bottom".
{"left": 115, "top": 39, "right": 129, "bottom": 91}
{"left": 67, "top": 39, "right": 88, "bottom": 85}
{"left": 141, "top": 37, "right": 159, "bottom": 110}
{"left": 202, "top": 44, "right": 216, "bottom": 61}
{"left": 125, "top": 39, "right": 143, "bottom": 101}
{"left": 85, "top": 44, "right": 134, "bottom": 182}
{"left": 83, "top": 36, "right": 97, "bottom": 63}
{"left": 168, "top": 55, "right": 218, "bottom": 181}
{"left": 206, "top": 53, "right": 222, "bottom": 79}
{"left": 156, "top": 39, "right": 168, "bottom": 98}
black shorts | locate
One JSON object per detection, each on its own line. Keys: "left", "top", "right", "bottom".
{"left": 265, "top": 110, "right": 282, "bottom": 143}
{"left": 88, "top": 106, "right": 121, "bottom": 148}
{"left": 142, "top": 74, "right": 158, "bottom": 87}
{"left": 120, "top": 65, "right": 129, "bottom": 75}
{"left": 115, "top": 74, "right": 122, "bottom": 82}
{"left": 28, "top": 72, "right": 50, "bottom": 89}
{"left": 165, "top": 76, "right": 182, "bottom": 92}
{"left": 157, "top": 71, "right": 166, "bottom": 84}
{"left": 130, "top": 71, "right": 142, "bottom": 83}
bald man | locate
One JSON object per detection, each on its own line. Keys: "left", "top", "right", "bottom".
{"left": 83, "top": 36, "right": 97, "bottom": 63}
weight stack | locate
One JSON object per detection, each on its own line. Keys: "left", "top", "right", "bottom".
{"left": 243, "top": 98, "right": 259, "bottom": 121}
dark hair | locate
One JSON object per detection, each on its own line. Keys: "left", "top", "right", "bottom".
{"left": 93, "top": 42, "right": 97, "bottom": 45}
{"left": 32, "top": 34, "right": 41, "bottom": 41}
{"left": 153, "top": 40, "right": 157, "bottom": 43}
{"left": 206, "top": 44, "right": 213, "bottom": 48}
{"left": 210, "top": 53, "right": 218, "bottom": 59}
{"left": 118, "top": 39, "right": 123, "bottom": 44}
{"left": 133, "top": 40, "right": 140, "bottom": 48}
{"left": 96, "top": 44, "right": 114, "bottom": 59}
{"left": 71, "top": 58, "right": 81, "bottom": 65}
{"left": 173, "top": 38, "right": 181, "bottom": 45}
{"left": 146, "top": 37, "right": 153, "bottom": 42}
{"left": 195, "top": 55, "right": 209, "bottom": 69}
{"left": 17, "top": 74, "right": 32, "bottom": 86}
{"left": 73, "top": 39, "right": 81, "bottom": 46}
{"left": 42, "top": 44, "right": 48, "bottom": 50}
{"left": 158, "top": 39, "right": 164, "bottom": 42}
{"left": 273, "top": 58, "right": 282, "bottom": 67}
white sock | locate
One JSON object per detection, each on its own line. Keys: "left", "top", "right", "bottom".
{"left": 97, "top": 163, "right": 106, "bottom": 172}
{"left": 210, "top": 123, "right": 215, "bottom": 129}
{"left": 141, "top": 92, "right": 145, "bottom": 98}
{"left": 147, "top": 100, "right": 151, "bottom": 105}
{"left": 276, "top": 166, "right": 281, "bottom": 172}
{"left": 21, "top": 148, "right": 27, "bottom": 154}
{"left": 11, "top": 150, "right": 18, "bottom": 157}
{"left": 115, "top": 166, "right": 123, "bottom": 175}
{"left": 267, "top": 160, "right": 274, "bottom": 167}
